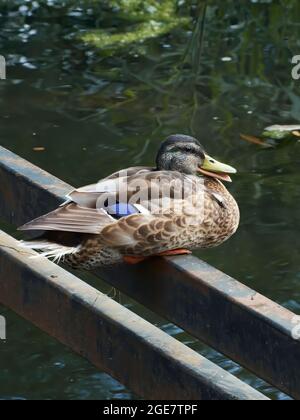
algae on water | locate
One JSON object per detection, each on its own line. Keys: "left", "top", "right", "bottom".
{"left": 81, "top": 19, "right": 189, "bottom": 50}
{"left": 80, "top": 0, "right": 190, "bottom": 52}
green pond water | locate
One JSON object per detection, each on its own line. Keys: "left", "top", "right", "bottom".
{"left": 0, "top": 0, "right": 300, "bottom": 400}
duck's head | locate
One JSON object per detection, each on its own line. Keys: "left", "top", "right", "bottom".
{"left": 156, "top": 134, "right": 237, "bottom": 182}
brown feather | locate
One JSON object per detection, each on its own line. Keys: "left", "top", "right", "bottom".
{"left": 18, "top": 203, "right": 115, "bottom": 234}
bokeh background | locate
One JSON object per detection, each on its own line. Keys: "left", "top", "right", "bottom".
{"left": 0, "top": 0, "right": 300, "bottom": 400}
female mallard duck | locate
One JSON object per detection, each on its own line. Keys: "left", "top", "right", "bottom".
{"left": 20, "top": 135, "right": 239, "bottom": 269}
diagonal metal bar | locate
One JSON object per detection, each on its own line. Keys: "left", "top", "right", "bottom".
{"left": 0, "top": 145, "right": 298, "bottom": 398}
{"left": 0, "top": 230, "right": 267, "bottom": 400}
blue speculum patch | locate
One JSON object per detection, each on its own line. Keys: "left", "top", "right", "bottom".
{"left": 106, "top": 203, "right": 140, "bottom": 219}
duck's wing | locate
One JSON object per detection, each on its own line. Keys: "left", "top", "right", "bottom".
{"left": 18, "top": 167, "right": 153, "bottom": 234}
{"left": 95, "top": 172, "right": 207, "bottom": 251}
{"left": 18, "top": 203, "right": 116, "bottom": 234}
{"left": 18, "top": 169, "right": 204, "bottom": 238}
{"left": 65, "top": 167, "right": 153, "bottom": 208}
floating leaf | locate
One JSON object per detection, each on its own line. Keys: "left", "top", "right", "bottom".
{"left": 240, "top": 134, "right": 272, "bottom": 148}
{"left": 262, "top": 124, "right": 300, "bottom": 140}
{"left": 33, "top": 147, "right": 46, "bottom": 152}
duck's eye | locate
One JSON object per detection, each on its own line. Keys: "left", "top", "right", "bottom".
{"left": 172, "top": 146, "right": 192, "bottom": 153}
{"left": 170, "top": 146, "right": 200, "bottom": 155}
{"left": 169, "top": 147, "right": 186, "bottom": 155}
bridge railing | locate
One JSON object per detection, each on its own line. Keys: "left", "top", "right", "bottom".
{"left": 0, "top": 145, "right": 298, "bottom": 400}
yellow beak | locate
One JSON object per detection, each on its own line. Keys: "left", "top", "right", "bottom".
{"left": 198, "top": 155, "right": 237, "bottom": 182}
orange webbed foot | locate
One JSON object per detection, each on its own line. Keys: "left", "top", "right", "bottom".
{"left": 123, "top": 249, "right": 192, "bottom": 265}
{"left": 123, "top": 255, "right": 148, "bottom": 265}
{"left": 156, "top": 249, "right": 192, "bottom": 257}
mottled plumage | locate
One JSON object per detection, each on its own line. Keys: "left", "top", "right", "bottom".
{"left": 19, "top": 135, "right": 240, "bottom": 269}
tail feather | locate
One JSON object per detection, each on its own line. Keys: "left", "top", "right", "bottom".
{"left": 20, "top": 240, "right": 80, "bottom": 264}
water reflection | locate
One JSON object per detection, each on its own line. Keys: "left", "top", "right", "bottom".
{"left": 0, "top": 0, "right": 299, "bottom": 400}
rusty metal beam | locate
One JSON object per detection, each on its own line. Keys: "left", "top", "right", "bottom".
{"left": 0, "top": 147, "right": 69, "bottom": 227}
{"left": 0, "top": 230, "right": 267, "bottom": 400}
{"left": 0, "top": 146, "right": 298, "bottom": 398}
{"left": 97, "top": 260, "right": 300, "bottom": 399}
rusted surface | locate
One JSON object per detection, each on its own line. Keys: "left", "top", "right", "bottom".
{"left": 0, "top": 145, "right": 298, "bottom": 398}
{"left": 0, "top": 230, "right": 268, "bottom": 400}
{"left": 97, "top": 258, "right": 300, "bottom": 399}
{"left": 0, "top": 147, "right": 70, "bottom": 226}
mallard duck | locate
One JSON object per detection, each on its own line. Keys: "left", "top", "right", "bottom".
{"left": 19, "top": 135, "right": 240, "bottom": 269}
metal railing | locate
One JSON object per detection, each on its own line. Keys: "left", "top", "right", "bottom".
{"left": 0, "top": 145, "right": 298, "bottom": 400}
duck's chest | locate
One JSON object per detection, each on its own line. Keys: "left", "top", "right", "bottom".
{"left": 189, "top": 180, "right": 240, "bottom": 248}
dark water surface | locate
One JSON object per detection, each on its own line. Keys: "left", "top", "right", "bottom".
{"left": 0, "top": 0, "right": 299, "bottom": 400}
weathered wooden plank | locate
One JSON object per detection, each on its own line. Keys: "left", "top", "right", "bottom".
{"left": 0, "top": 230, "right": 267, "bottom": 400}
{"left": 0, "top": 145, "right": 298, "bottom": 398}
